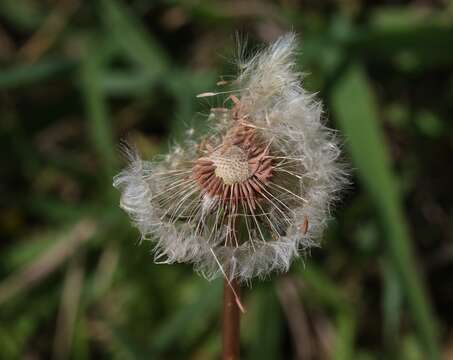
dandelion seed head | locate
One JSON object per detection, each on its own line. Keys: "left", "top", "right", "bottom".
{"left": 113, "top": 33, "right": 349, "bottom": 282}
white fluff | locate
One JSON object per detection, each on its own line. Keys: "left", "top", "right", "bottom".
{"left": 113, "top": 33, "right": 349, "bottom": 282}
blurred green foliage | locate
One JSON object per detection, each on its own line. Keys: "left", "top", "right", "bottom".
{"left": 1, "top": 1, "right": 453, "bottom": 359}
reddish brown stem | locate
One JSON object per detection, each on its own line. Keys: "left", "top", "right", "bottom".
{"left": 222, "top": 279, "right": 241, "bottom": 360}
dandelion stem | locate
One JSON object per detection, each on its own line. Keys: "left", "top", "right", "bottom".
{"left": 222, "top": 278, "right": 240, "bottom": 360}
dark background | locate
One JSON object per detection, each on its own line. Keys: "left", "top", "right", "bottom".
{"left": 0, "top": 0, "right": 452, "bottom": 359}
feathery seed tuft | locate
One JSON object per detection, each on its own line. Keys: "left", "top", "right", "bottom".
{"left": 113, "top": 33, "right": 349, "bottom": 282}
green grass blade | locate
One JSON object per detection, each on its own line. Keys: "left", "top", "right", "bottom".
{"left": 247, "top": 285, "right": 282, "bottom": 360}
{"left": 331, "top": 64, "right": 439, "bottom": 359}
{"left": 99, "top": 0, "right": 168, "bottom": 78}
{"left": 0, "top": 59, "right": 74, "bottom": 89}
{"left": 150, "top": 279, "right": 222, "bottom": 355}
{"left": 0, "top": 0, "right": 45, "bottom": 30}
{"left": 100, "top": 70, "right": 155, "bottom": 96}
{"left": 80, "top": 44, "right": 117, "bottom": 181}
{"left": 298, "top": 265, "right": 356, "bottom": 359}
{"left": 382, "top": 258, "right": 402, "bottom": 353}
{"left": 0, "top": 219, "right": 96, "bottom": 305}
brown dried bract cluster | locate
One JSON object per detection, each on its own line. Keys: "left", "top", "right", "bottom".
{"left": 192, "top": 98, "right": 273, "bottom": 215}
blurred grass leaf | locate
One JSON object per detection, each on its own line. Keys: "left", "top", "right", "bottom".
{"left": 100, "top": 70, "right": 155, "bottom": 96}
{"left": 0, "top": 59, "right": 75, "bottom": 89}
{"left": 369, "top": 6, "right": 451, "bottom": 30}
{"left": 247, "top": 285, "right": 282, "bottom": 360}
{"left": 80, "top": 44, "right": 117, "bottom": 181}
{"left": 382, "top": 259, "right": 402, "bottom": 353}
{"left": 360, "top": 8, "right": 453, "bottom": 70}
{"left": 334, "top": 311, "right": 356, "bottom": 360}
{"left": 0, "top": 0, "right": 45, "bottom": 30}
{"left": 52, "top": 257, "right": 85, "bottom": 360}
{"left": 0, "top": 219, "right": 96, "bottom": 305}
{"left": 150, "top": 279, "right": 222, "bottom": 355}
{"left": 301, "top": 265, "right": 350, "bottom": 311}
{"left": 108, "top": 326, "right": 150, "bottom": 360}
{"left": 99, "top": 0, "right": 168, "bottom": 79}
{"left": 301, "top": 265, "right": 356, "bottom": 359}
{"left": 331, "top": 64, "right": 439, "bottom": 359}
{"left": 4, "top": 228, "right": 62, "bottom": 270}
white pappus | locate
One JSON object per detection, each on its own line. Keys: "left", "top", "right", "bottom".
{"left": 113, "top": 33, "right": 349, "bottom": 283}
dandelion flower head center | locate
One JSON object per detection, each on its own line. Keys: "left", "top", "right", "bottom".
{"left": 192, "top": 121, "right": 273, "bottom": 207}
{"left": 211, "top": 145, "right": 249, "bottom": 185}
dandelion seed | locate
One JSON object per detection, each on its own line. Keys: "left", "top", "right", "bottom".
{"left": 113, "top": 33, "right": 349, "bottom": 283}
{"left": 196, "top": 92, "right": 218, "bottom": 98}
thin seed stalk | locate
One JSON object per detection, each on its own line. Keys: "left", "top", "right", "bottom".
{"left": 222, "top": 278, "right": 240, "bottom": 360}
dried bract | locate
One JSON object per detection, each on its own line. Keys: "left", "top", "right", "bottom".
{"left": 113, "top": 33, "right": 348, "bottom": 282}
